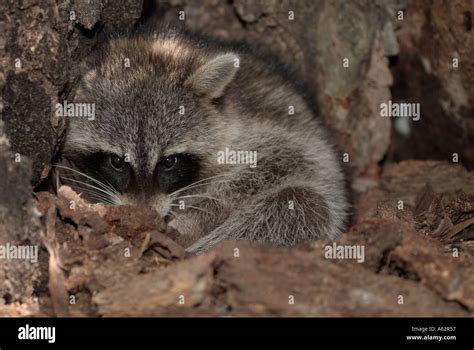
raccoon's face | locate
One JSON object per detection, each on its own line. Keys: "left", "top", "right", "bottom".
{"left": 60, "top": 37, "right": 240, "bottom": 217}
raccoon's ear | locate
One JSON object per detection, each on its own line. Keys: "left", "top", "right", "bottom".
{"left": 185, "top": 53, "right": 239, "bottom": 99}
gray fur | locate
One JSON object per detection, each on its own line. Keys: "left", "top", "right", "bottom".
{"left": 61, "top": 30, "right": 349, "bottom": 252}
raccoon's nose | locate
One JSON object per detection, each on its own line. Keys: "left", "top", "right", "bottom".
{"left": 129, "top": 175, "right": 156, "bottom": 197}
{"left": 132, "top": 188, "right": 157, "bottom": 205}
{"left": 151, "top": 193, "right": 172, "bottom": 218}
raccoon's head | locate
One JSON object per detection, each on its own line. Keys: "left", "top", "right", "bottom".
{"left": 60, "top": 35, "right": 240, "bottom": 217}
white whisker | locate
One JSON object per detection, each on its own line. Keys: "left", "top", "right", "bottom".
{"left": 54, "top": 165, "right": 121, "bottom": 197}
{"left": 174, "top": 194, "right": 221, "bottom": 202}
{"left": 167, "top": 173, "right": 232, "bottom": 197}
{"left": 61, "top": 176, "right": 121, "bottom": 204}
{"left": 68, "top": 185, "right": 117, "bottom": 205}
{"left": 169, "top": 179, "right": 233, "bottom": 198}
{"left": 169, "top": 203, "right": 212, "bottom": 215}
{"left": 168, "top": 209, "right": 193, "bottom": 234}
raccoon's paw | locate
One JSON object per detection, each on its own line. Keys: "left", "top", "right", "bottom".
{"left": 186, "top": 185, "right": 347, "bottom": 253}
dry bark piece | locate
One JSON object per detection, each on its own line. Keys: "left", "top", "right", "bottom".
{"left": 0, "top": 123, "right": 46, "bottom": 307}
{"left": 447, "top": 217, "right": 474, "bottom": 240}
{"left": 93, "top": 253, "right": 219, "bottom": 316}
{"left": 42, "top": 204, "right": 70, "bottom": 317}
{"left": 390, "top": 232, "right": 474, "bottom": 310}
{"left": 413, "top": 183, "right": 442, "bottom": 229}
{"left": 411, "top": 182, "right": 474, "bottom": 241}
{"left": 431, "top": 215, "right": 453, "bottom": 237}
{"left": 31, "top": 186, "right": 184, "bottom": 316}
{"left": 192, "top": 241, "right": 467, "bottom": 317}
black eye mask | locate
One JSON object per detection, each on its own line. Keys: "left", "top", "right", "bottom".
{"left": 64, "top": 151, "right": 132, "bottom": 194}
{"left": 62, "top": 151, "right": 200, "bottom": 197}
{"left": 155, "top": 153, "right": 200, "bottom": 194}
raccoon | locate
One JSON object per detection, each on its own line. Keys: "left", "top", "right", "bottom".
{"left": 59, "top": 29, "right": 349, "bottom": 252}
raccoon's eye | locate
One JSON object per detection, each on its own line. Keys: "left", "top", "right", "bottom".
{"left": 109, "top": 155, "right": 125, "bottom": 170}
{"left": 161, "top": 155, "right": 177, "bottom": 170}
{"left": 155, "top": 153, "right": 200, "bottom": 194}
